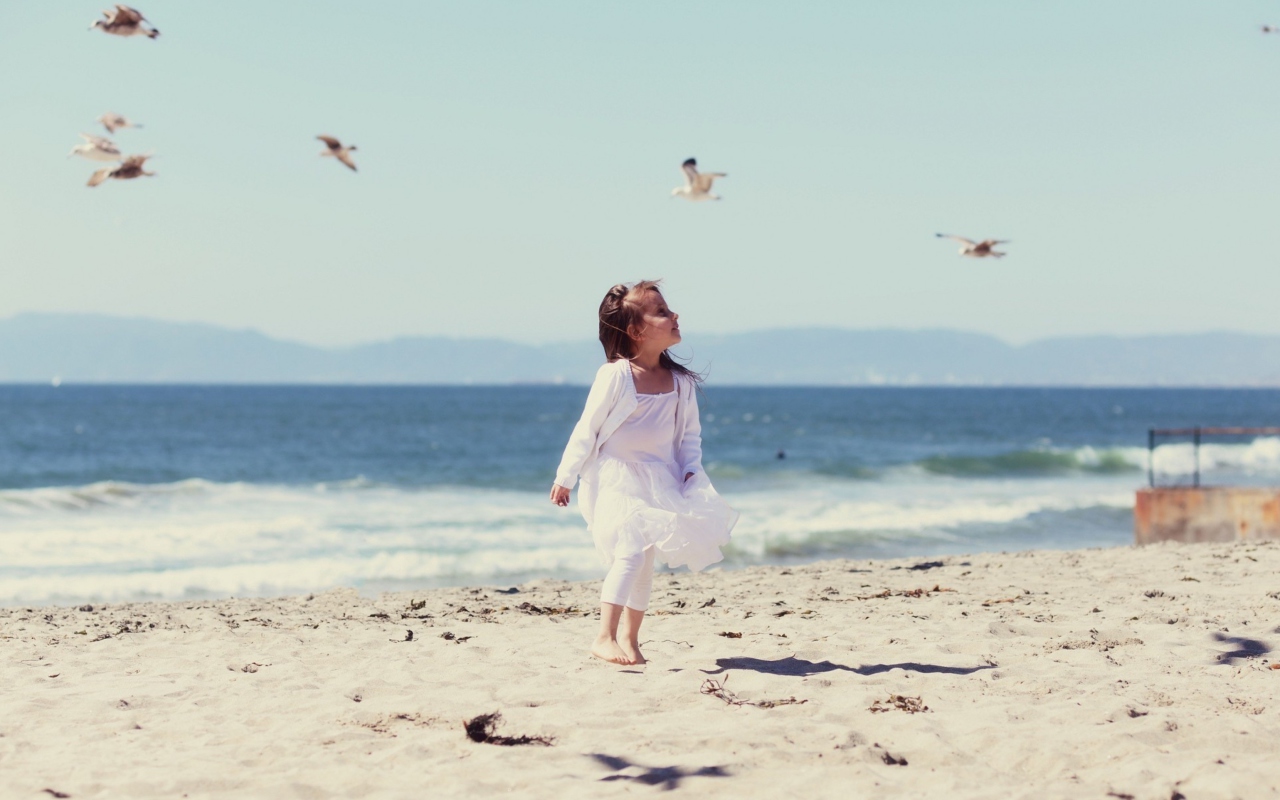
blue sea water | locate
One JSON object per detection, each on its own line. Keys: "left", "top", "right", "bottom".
{"left": 2, "top": 385, "right": 1278, "bottom": 606}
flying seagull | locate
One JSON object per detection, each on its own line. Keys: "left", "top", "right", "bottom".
{"left": 317, "top": 136, "right": 358, "bottom": 171}
{"left": 97, "top": 112, "right": 143, "bottom": 134}
{"left": 671, "top": 157, "right": 726, "bottom": 201}
{"left": 1264, "top": 25, "right": 1279, "bottom": 34}
{"left": 935, "top": 233, "right": 1009, "bottom": 258}
{"left": 87, "top": 154, "right": 155, "bottom": 187}
{"left": 90, "top": 5, "right": 159, "bottom": 38}
{"left": 69, "top": 133, "right": 122, "bottom": 163}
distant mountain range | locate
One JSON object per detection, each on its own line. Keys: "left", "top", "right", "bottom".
{"left": 2, "top": 313, "right": 1279, "bottom": 386}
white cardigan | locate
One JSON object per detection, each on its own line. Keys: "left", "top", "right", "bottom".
{"left": 554, "top": 359, "right": 704, "bottom": 490}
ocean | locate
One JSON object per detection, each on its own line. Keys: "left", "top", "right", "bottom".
{"left": 3, "top": 385, "right": 1278, "bottom": 607}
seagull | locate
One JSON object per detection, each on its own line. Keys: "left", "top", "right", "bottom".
{"left": 89, "top": 5, "right": 159, "bottom": 39}
{"left": 935, "top": 233, "right": 1009, "bottom": 258}
{"left": 87, "top": 155, "right": 155, "bottom": 187}
{"left": 671, "top": 158, "right": 726, "bottom": 201}
{"left": 68, "top": 133, "right": 123, "bottom": 163}
{"left": 97, "top": 113, "right": 142, "bottom": 134}
{"left": 1264, "top": 25, "right": 1279, "bottom": 34}
{"left": 317, "top": 135, "right": 358, "bottom": 171}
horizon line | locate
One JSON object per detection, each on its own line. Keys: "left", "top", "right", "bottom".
{"left": 3, "top": 311, "right": 1278, "bottom": 351}
{"left": 5, "top": 381, "right": 1280, "bottom": 390}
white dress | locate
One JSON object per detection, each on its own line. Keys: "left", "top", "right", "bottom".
{"left": 578, "top": 389, "right": 738, "bottom": 572}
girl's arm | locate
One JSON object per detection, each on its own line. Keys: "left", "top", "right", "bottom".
{"left": 677, "top": 378, "right": 704, "bottom": 481}
{"left": 553, "top": 363, "right": 622, "bottom": 492}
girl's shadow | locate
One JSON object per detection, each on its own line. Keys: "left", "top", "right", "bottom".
{"left": 700, "top": 655, "right": 995, "bottom": 677}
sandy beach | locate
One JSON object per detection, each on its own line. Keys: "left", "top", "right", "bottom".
{"left": 3, "top": 540, "right": 1278, "bottom": 799}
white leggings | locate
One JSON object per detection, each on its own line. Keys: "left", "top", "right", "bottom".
{"left": 600, "top": 546, "right": 656, "bottom": 611}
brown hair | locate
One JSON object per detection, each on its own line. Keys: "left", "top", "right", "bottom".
{"left": 598, "top": 280, "right": 703, "bottom": 385}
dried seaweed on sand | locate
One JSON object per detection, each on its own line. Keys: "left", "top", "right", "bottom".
{"left": 700, "top": 677, "right": 806, "bottom": 709}
{"left": 463, "top": 712, "right": 554, "bottom": 746}
{"left": 516, "top": 601, "right": 581, "bottom": 616}
{"left": 835, "top": 585, "right": 956, "bottom": 601}
{"left": 869, "top": 694, "right": 930, "bottom": 714}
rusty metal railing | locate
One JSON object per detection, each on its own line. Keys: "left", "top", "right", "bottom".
{"left": 1147, "top": 427, "right": 1280, "bottom": 488}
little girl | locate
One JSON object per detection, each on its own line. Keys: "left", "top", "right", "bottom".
{"left": 550, "top": 280, "right": 738, "bottom": 666}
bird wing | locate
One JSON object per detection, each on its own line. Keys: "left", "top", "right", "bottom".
{"left": 80, "top": 132, "right": 114, "bottom": 146}
{"left": 695, "top": 171, "right": 725, "bottom": 192}
{"left": 336, "top": 151, "right": 358, "bottom": 171}
{"left": 681, "top": 159, "right": 699, "bottom": 187}
{"left": 981, "top": 239, "right": 1010, "bottom": 246}
{"left": 317, "top": 135, "right": 342, "bottom": 151}
{"left": 119, "top": 154, "right": 149, "bottom": 168}
{"left": 936, "top": 233, "right": 976, "bottom": 246}
{"left": 87, "top": 166, "right": 114, "bottom": 187}
{"left": 114, "top": 5, "right": 144, "bottom": 23}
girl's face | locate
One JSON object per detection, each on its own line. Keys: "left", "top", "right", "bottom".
{"left": 633, "top": 290, "right": 681, "bottom": 351}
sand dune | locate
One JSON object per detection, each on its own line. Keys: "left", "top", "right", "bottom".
{"left": 3, "top": 541, "right": 1278, "bottom": 798}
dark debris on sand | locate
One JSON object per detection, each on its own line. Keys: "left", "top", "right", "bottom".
{"left": 902, "top": 561, "right": 946, "bottom": 571}
{"left": 873, "top": 743, "right": 909, "bottom": 766}
{"left": 820, "top": 585, "right": 956, "bottom": 602}
{"left": 463, "top": 712, "right": 554, "bottom": 746}
{"left": 869, "top": 694, "right": 929, "bottom": 714}
{"left": 516, "top": 601, "right": 582, "bottom": 616}
{"left": 700, "top": 677, "right": 806, "bottom": 709}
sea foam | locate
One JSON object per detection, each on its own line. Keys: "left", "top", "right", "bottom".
{"left": 0, "top": 473, "right": 1135, "bottom": 606}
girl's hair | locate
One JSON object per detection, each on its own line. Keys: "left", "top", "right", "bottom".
{"left": 598, "top": 280, "right": 703, "bottom": 385}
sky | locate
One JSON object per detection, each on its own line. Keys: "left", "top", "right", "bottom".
{"left": 2, "top": 1, "right": 1279, "bottom": 347}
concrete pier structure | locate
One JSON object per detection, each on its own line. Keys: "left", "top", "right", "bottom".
{"left": 1134, "top": 487, "right": 1280, "bottom": 545}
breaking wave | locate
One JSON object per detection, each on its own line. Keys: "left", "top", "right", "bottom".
{"left": 919, "top": 447, "right": 1143, "bottom": 477}
{"left": 0, "top": 473, "right": 1135, "bottom": 606}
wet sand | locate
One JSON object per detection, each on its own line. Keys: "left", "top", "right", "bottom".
{"left": 3, "top": 541, "right": 1279, "bottom": 798}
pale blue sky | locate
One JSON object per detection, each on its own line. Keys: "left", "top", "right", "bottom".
{"left": 2, "top": 2, "right": 1279, "bottom": 346}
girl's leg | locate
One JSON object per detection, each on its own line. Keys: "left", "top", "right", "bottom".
{"left": 595, "top": 550, "right": 648, "bottom": 664}
{"left": 618, "top": 547, "right": 656, "bottom": 664}
{"left": 592, "top": 602, "right": 630, "bottom": 664}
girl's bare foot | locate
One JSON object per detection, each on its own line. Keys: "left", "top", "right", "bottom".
{"left": 591, "top": 636, "right": 633, "bottom": 665}
{"left": 618, "top": 608, "right": 647, "bottom": 665}
{"left": 621, "top": 641, "right": 646, "bottom": 665}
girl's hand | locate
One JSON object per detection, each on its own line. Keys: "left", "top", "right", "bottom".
{"left": 550, "top": 484, "right": 571, "bottom": 507}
